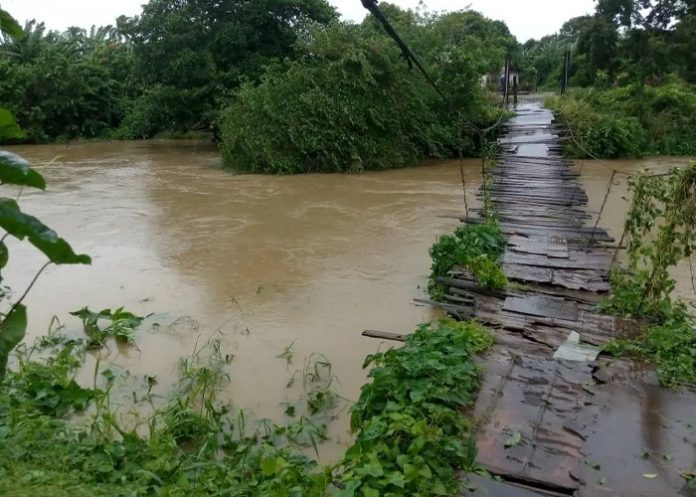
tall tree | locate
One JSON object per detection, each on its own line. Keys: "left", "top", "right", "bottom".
{"left": 121, "top": 0, "right": 338, "bottom": 136}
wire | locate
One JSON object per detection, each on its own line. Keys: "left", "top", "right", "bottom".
{"left": 361, "top": 0, "right": 508, "bottom": 140}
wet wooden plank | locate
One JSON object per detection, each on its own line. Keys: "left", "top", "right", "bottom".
{"left": 362, "top": 330, "right": 408, "bottom": 342}
{"left": 572, "top": 362, "right": 696, "bottom": 497}
{"left": 475, "top": 346, "right": 593, "bottom": 493}
{"left": 462, "top": 475, "right": 552, "bottom": 497}
{"left": 503, "top": 295, "right": 578, "bottom": 321}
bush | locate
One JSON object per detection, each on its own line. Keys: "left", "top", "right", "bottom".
{"left": 547, "top": 79, "right": 696, "bottom": 159}
{"left": 220, "top": 24, "right": 456, "bottom": 174}
{"left": 547, "top": 93, "right": 645, "bottom": 158}
{"left": 339, "top": 319, "right": 494, "bottom": 497}
{"left": 428, "top": 222, "right": 507, "bottom": 299}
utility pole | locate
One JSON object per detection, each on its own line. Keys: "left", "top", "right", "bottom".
{"left": 503, "top": 55, "right": 511, "bottom": 108}
{"left": 561, "top": 50, "right": 571, "bottom": 95}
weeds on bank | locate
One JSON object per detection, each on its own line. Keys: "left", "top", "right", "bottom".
{"left": 70, "top": 307, "right": 145, "bottom": 349}
{"left": 0, "top": 318, "right": 494, "bottom": 497}
{"left": 599, "top": 164, "right": 696, "bottom": 387}
{"left": 0, "top": 334, "right": 334, "bottom": 497}
{"left": 336, "top": 319, "right": 494, "bottom": 497}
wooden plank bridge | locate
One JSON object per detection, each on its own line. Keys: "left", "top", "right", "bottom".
{"left": 365, "top": 101, "right": 696, "bottom": 497}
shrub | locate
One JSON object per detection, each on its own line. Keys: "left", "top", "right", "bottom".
{"left": 428, "top": 223, "right": 507, "bottom": 299}
{"left": 219, "top": 24, "right": 456, "bottom": 174}
{"left": 548, "top": 79, "right": 696, "bottom": 159}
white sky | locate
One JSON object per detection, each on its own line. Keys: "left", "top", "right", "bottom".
{"left": 3, "top": 0, "right": 596, "bottom": 41}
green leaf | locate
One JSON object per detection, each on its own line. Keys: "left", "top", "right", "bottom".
{"left": 504, "top": 431, "right": 522, "bottom": 448}
{"left": 0, "top": 198, "right": 90, "bottom": 264}
{"left": 0, "top": 304, "right": 27, "bottom": 379}
{"left": 0, "top": 109, "right": 26, "bottom": 141}
{"left": 363, "top": 487, "right": 379, "bottom": 497}
{"left": 0, "top": 152, "right": 45, "bottom": 189}
{"left": 0, "top": 241, "right": 8, "bottom": 270}
{"left": 0, "top": 9, "right": 22, "bottom": 39}
{"left": 260, "top": 457, "right": 277, "bottom": 476}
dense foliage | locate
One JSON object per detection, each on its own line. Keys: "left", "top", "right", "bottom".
{"left": 520, "top": 0, "right": 696, "bottom": 90}
{"left": 517, "top": 0, "right": 696, "bottom": 160}
{"left": 0, "top": 1, "right": 338, "bottom": 142}
{"left": 599, "top": 163, "right": 696, "bottom": 387}
{"left": 428, "top": 223, "right": 507, "bottom": 300}
{"left": 547, "top": 80, "right": 696, "bottom": 158}
{"left": 0, "top": 22, "right": 130, "bottom": 142}
{"left": 337, "top": 319, "right": 493, "bottom": 497}
{"left": 220, "top": 8, "right": 515, "bottom": 173}
{"left": 116, "top": 0, "right": 338, "bottom": 139}
{"left": 0, "top": 318, "right": 493, "bottom": 496}
{"left": 0, "top": 1, "right": 514, "bottom": 158}
{"left": 220, "top": 24, "right": 452, "bottom": 174}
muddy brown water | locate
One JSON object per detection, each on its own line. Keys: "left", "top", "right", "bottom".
{"left": 581, "top": 156, "right": 696, "bottom": 302}
{"left": 3, "top": 140, "right": 694, "bottom": 461}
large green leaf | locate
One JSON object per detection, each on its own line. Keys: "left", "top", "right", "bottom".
{"left": 0, "top": 108, "right": 26, "bottom": 142}
{"left": 0, "top": 198, "right": 91, "bottom": 265}
{"left": 0, "top": 151, "right": 45, "bottom": 189}
{"left": 0, "top": 304, "right": 27, "bottom": 379}
{"left": 0, "top": 242, "right": 7, "bottom": 269}
{"left": 0, "top": 8, "right": 22, "bottom": 39}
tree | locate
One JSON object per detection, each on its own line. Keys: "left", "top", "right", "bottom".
{"left": 0, "top": 21, "right": 130, "bottom": 142}
{"left": 120, "top": 0, "right": 338, "bottom": 137}
{"left": 220, "top": 8, "right": 515, "bottom": 173}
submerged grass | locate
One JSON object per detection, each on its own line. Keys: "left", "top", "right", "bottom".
{"left": 0, "top": 318, "right": 494, "bottom": 497}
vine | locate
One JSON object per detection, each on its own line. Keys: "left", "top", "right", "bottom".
{"left": 600, "top": 164, "right": 696, "bottom": 318}
{"left": 427, "top": 140, "right": 506, "bottom": 301}
{"left": 600, "top": 163, "right": 696, "bottom": 387}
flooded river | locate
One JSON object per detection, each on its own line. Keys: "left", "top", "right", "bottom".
{"left": 4, "top": 140, "right": 474, "bottom": 461}
{"left": 3, "top": 140, "right": 694, "bottom": 460}
{"left": 580, "top": 156, "right": 696, "bottom": 301}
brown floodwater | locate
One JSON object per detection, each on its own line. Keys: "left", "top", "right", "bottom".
{"left": 3, "top": 140, "right": 694, "bottom": 461}
{"left": 580, "top": 155, "right": 696, "bottom": 302}
{"left": 4, "top": 140, "right": 477, "bottom": 461}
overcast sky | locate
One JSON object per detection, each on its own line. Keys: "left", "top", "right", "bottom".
{"left": 3, "top": 0, "right": 596, "bottom": 41}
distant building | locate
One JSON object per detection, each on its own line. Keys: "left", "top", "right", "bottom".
{"left": 480, "top": 66, "right": 519, "bottom": 91}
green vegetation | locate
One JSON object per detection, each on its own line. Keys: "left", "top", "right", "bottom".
{"left": 428, "top": 145, "right": 507, "bottom": 301}
{"left": 0, "top": 0, "right": 337, "bottom": 143}
{"left": 519, "top": 0, "right": 696, "bottom": 159}
{"left": 0, "top": 335, "right": 333, "bottom": 497}
{"left": 547, "top": 80, "right": 696, "bottom": 158}
{"left": 1, "top": 317, "right": 494, "bottom": 496}
{"left": 70, "top": 307, "right": 145, "bottom": 348}
{"left": 521, "top": 0, "right": 695, "bottom": 90}
{"left": 220, "top": 9, "right": 514, "bottom": 173}
{"left": 428, "top": 223, "right": 507, "bottom": 300}
{"left": 0, "top": 147, "right": 90, "bottom": 379}
{"left": 600, "top": 163, "right": 696, "bottom": 387}
{"left": 337, "top": 319, "right": 493, "bottom": 497}
{"left": 0, "top": 1, "right": 513, "bottom": 173}
{"left": 220, "top": 24, "right": 451, "bottom": 174}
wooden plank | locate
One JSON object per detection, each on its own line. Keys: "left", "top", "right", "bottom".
{"left": 503, "top": 295, "right": 579, "bottom": 321}
{"left": 362, "top": 330, "right": 408, "bottom": 342}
